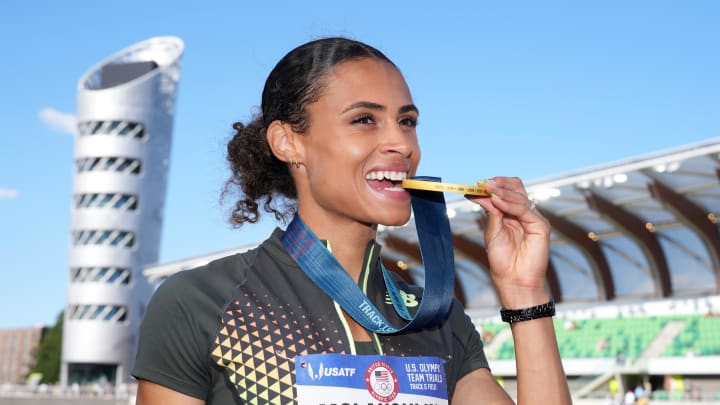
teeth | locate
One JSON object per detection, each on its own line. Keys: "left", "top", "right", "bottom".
{"left": 384, "top": 185, "right": 405, "bottom": 192}
{"left": 365, "top": 171, "right": 407, "bottom": 181}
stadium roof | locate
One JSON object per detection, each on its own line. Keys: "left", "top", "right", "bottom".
{"left": 144, "top": 244, "right": 256, "bottom": 284}
{"left": 379, "top": 137, "right": 720, "bottom": 310}
{"left": 146, "top": 138, "right": 720, "bottom": 310}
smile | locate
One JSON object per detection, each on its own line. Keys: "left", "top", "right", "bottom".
{"left": 365, "top": 171, "right": 408, "bottom": 192}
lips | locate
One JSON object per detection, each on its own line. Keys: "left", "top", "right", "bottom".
{"left": 365, "top": 170, "right": 407, "bottom": 193}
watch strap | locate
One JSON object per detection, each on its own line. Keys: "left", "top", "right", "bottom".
{"left": 500, "top": 299, "right": 555, "bottom": 323}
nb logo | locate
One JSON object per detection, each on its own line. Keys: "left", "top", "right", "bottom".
{"left": 385, "top": 290, "right": 418, "bottom": 308}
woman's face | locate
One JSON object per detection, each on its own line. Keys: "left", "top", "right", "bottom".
{"left": 295, "top": 58, "right": 421, "bottom": 228}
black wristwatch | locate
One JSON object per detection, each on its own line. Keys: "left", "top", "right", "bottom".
{"left": 500, "top": 299, "right": 555, "bottom": 323}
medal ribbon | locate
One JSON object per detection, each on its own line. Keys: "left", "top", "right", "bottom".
{"left": 281, "top": 176, "right": 455, "bottom": 334}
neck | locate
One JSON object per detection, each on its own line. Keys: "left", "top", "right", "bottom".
{"left": 297, "top": 210, "right": 376, "bottom": 282}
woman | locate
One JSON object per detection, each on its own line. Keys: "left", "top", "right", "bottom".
{"left": 133, "top": 37, "right": 571, "bottom": 404}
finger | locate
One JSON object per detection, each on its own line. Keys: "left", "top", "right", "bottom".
{"left": 484, "top": 176, "right": 526, "bottom": 196}
{"left": 485, "top": 178, "right": 529, "bottom": 204}
{"left": 484, "top": 179, "right": 549, "bottom": 230}
{"left": 484, "top": 183, "right": 533, "bottom": 217}
{"left": 469, "top": 178, "right": 529, "bottom": 219}
{"left": 469, "top": 194, "right": 500, "bottom": 216}
{"left": 469, "top": 196, "right": 505, "bottom": 239}
{"left": 485, "top": 176, "right": 524, "bottom": 191}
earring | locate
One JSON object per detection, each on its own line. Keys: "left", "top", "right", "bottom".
{"left": 290, "top": 158, "right": 300, "bottom": 168}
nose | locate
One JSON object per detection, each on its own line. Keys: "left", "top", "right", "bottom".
{"left": 380, "top": 124, "right": 417, "bottom": 158}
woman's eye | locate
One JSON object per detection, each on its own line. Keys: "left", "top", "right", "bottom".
{"left": 399, "top": 117, "right": 418, "bottom": 128}
{"left": 351, "top": 114, "right": 375, "bottom": 125}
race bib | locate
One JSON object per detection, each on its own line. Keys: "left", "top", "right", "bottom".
{"left": 295, "top": 354, "right": 448, "bottom": 405}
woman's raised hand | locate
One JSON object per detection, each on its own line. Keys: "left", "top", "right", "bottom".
{"left": 466, "top": 177, "right": 551, "bottom": 308}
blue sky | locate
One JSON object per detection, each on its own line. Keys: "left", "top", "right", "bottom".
{"left": 0, "top": 1, "right": 718, "bottom": 329}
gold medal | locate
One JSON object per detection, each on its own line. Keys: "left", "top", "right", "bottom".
{"left": 401, "top": 179, "right": 489, "bottom": 196}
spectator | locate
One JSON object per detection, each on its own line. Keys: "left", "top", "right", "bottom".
{"left": 624, "top": 389, "right": 635, "bottom": 404}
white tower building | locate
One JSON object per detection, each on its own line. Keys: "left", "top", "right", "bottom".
{"left": 61, "top": 36, "right": 184, "bottom": 386}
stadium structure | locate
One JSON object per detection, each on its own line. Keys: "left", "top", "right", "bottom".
{"left": 61, "top": 36, "right": 184, "bottom": 388}
{"left": 144, "top": 137, "right": 720, "bottom": 401}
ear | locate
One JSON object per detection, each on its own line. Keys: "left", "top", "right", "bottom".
{"left": 266, "top": 120, "right": 303, "bottom": 164}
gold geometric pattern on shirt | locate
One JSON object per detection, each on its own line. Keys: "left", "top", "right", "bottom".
{"left": 211, "top": 291, "right": 346, "bottom": 404}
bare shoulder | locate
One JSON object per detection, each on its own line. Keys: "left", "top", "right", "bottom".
{"left": 136, "top": 380, "right": 205, "bottom": 405}
{"left": 453, "top": 368, "right": 515, "bottom": 405}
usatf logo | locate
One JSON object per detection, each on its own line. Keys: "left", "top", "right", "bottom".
{"left": 364, "top": 361, "right": 399, "bottom": 402}
{"left": 307, "top": 362, "right": 324, "bottom": 381}
{"left": 307, "top": 362, "right": 356, "bottom": 381}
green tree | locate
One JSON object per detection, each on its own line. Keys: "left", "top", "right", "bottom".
{"left": 29, "top": 311, "right": 63, "bottom": 383}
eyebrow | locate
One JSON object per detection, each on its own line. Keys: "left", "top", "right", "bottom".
{"left": 399, "top": 104, "right": 419, "bottom": 115}
{"left": 341, "top": 101, "right": 419, "bottom": 115}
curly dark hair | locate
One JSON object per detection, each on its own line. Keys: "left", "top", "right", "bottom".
{"left": 224, "top": 37, "right": 395, "bottom": 227}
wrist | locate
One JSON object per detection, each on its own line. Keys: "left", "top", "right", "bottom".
{"left": 495, "top": 285, "right": 549, "bottom": 309}
{"left": 500, "top": 298, "right": 555, "bottom": 323}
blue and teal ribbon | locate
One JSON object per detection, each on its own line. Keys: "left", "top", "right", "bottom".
{"left": 281, "top": 176, "right": 455, "bottom": 334}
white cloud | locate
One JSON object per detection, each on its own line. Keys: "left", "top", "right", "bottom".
{"left": 38, "top": 107, "right": 76, "bottom": 136}
{"left": 0, "top": 188, "right": 19, "bottom": 199}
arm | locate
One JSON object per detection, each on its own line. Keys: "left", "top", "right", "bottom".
{"left": 507, "top": 316, "right": 568, "bottom": 404}
{"left": 132, "top": 273, "right": 213, "bottom": 404}
{"left": 465, "top": 177, "right": 572, "bottom": 405}
{"left": 453, "top": 368, "right": 515, "bottom": 404}
{"left": 136, "top": 380, "right": 205, "bottom": 405}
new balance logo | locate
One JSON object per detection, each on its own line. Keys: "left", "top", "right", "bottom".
{"left": 385, "top": 290, "right": 419, "bottom": 308}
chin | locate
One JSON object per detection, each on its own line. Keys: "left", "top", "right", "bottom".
{"left": 377, "top": 211, "right": 412, "bottom": 227}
